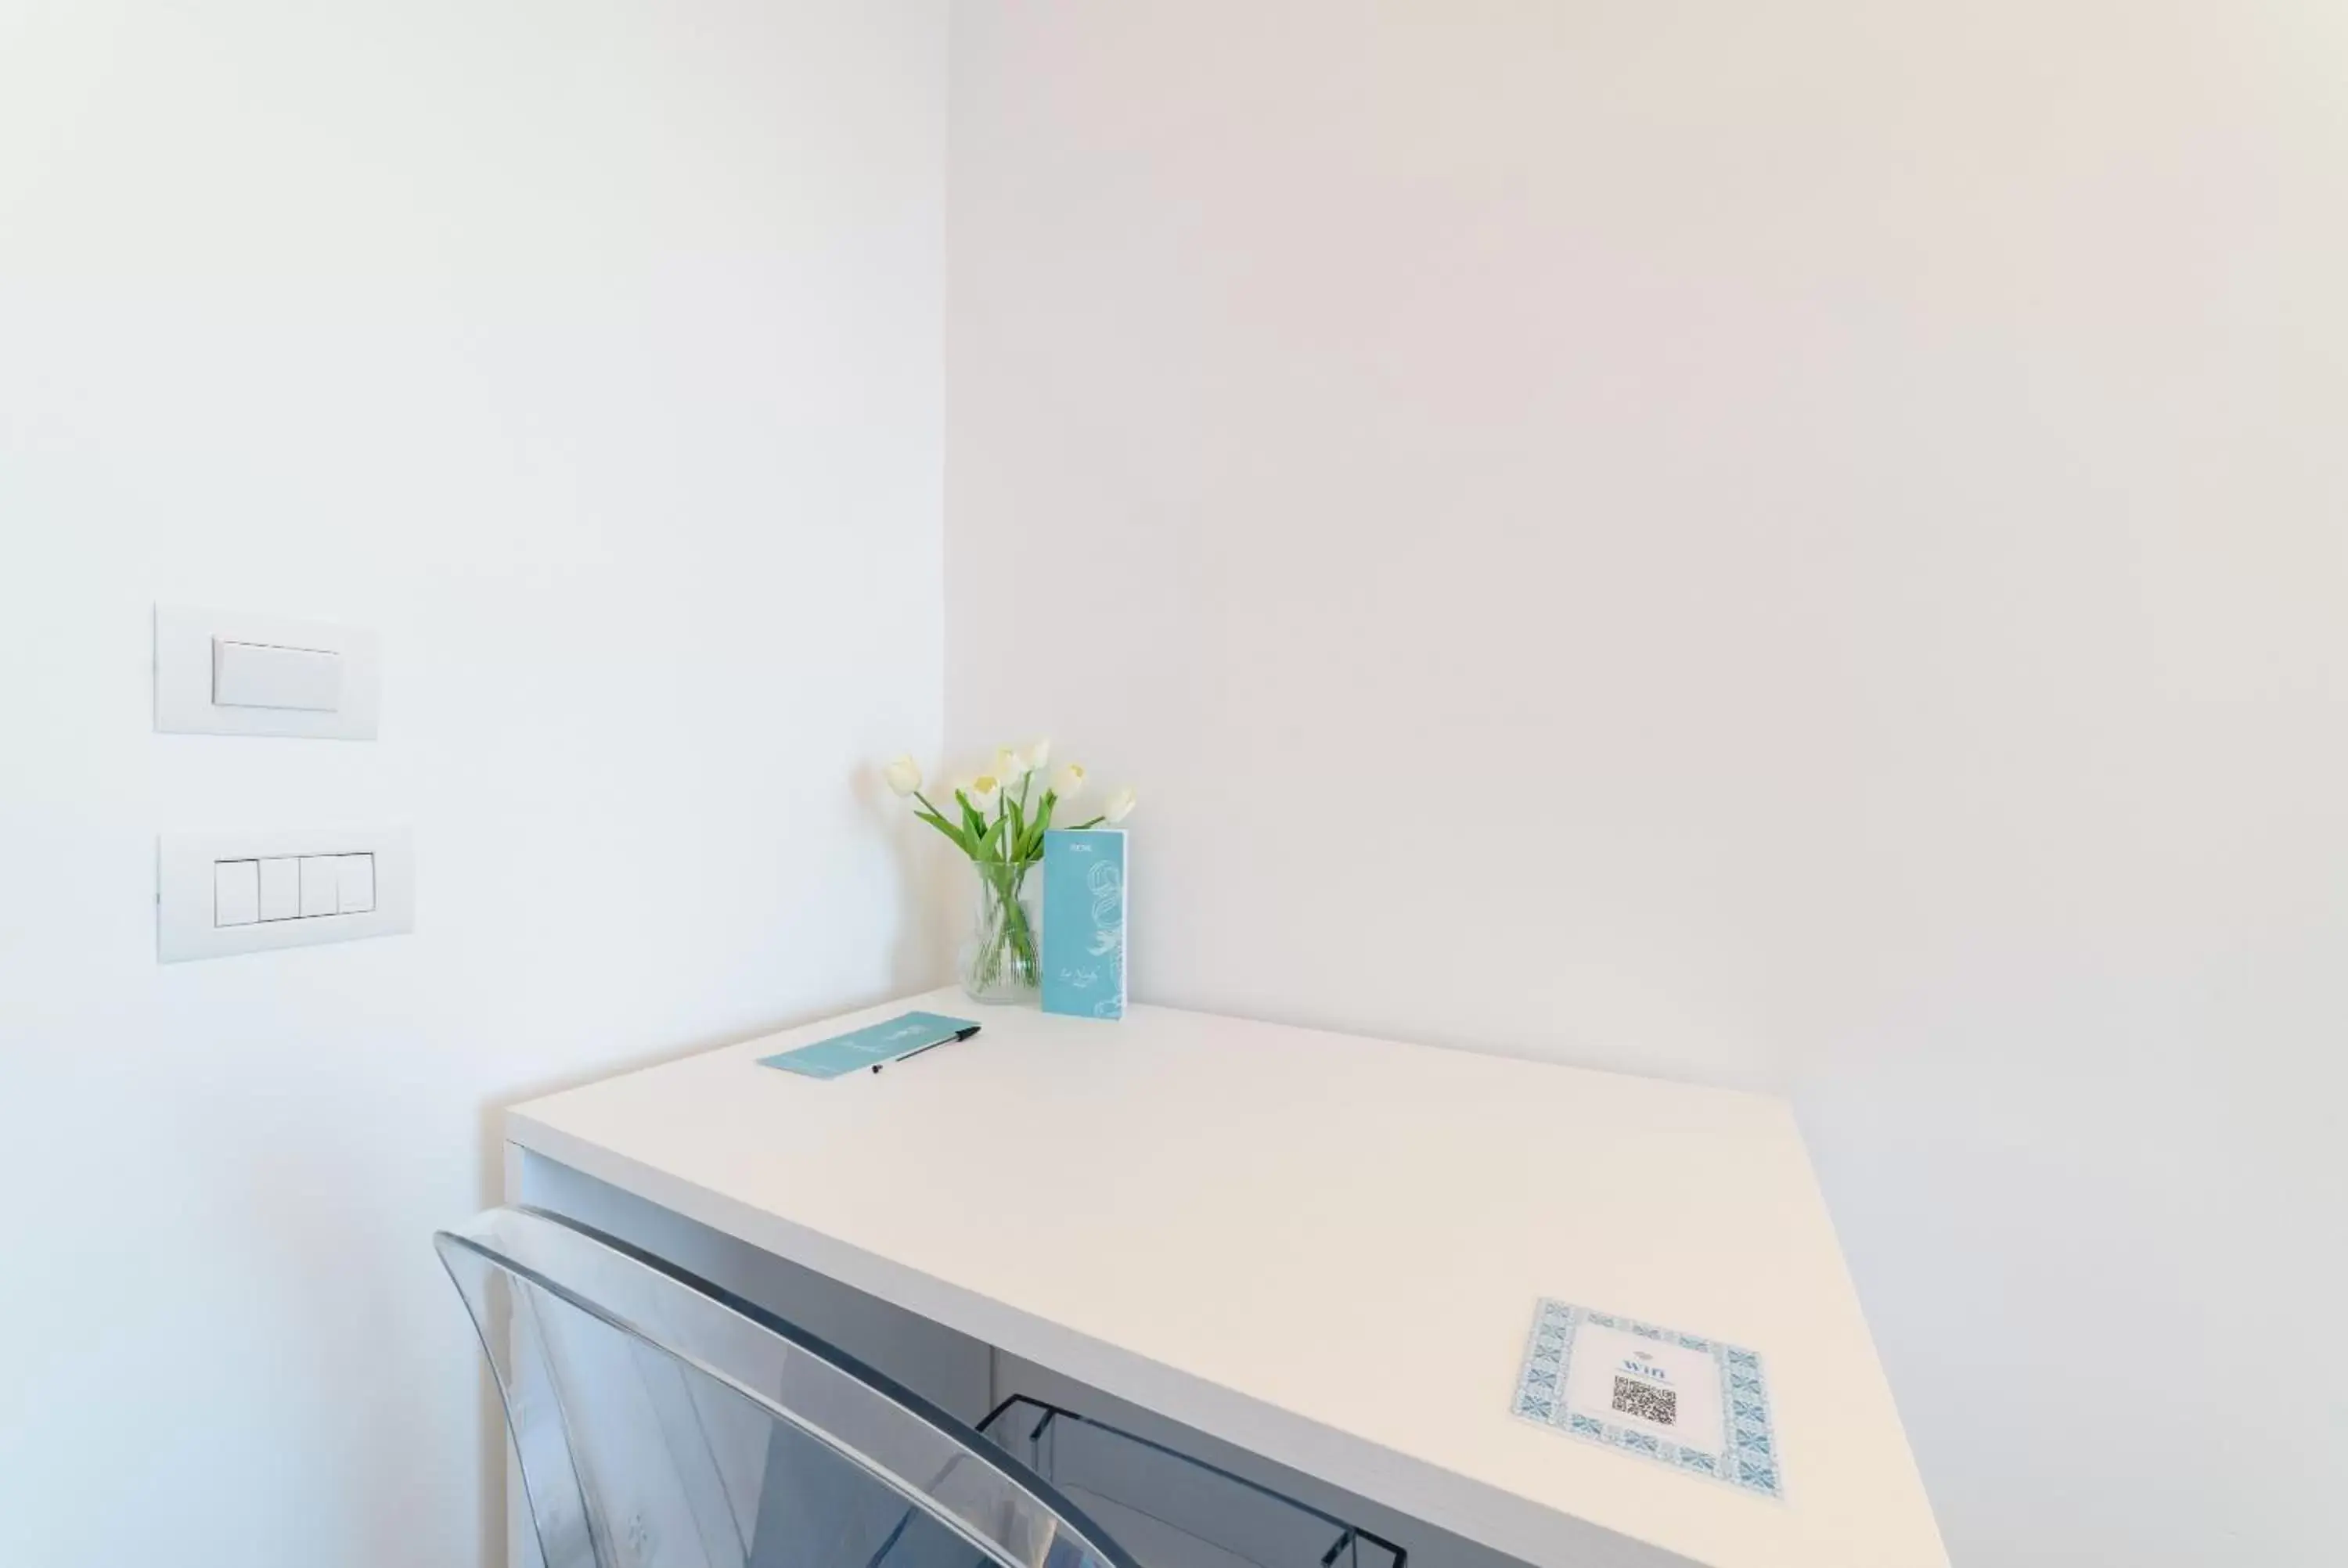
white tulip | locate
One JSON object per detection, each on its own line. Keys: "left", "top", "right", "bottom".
{"left": 1053, "top": 762, "right": 1086, "bottom": 801}
{"left": 1102, "top": 786, "right": 1136, "bottom": 825}
{"left": 1024, "top": 737, "right": 1053, "bottom": 772}
{"left": 994, "top": 745, "right": 1025, "bottom": 781}
{"left": 963, "top": 774, "right": 1003, "bottom": 813}
{"left": 883, "top": 754, "right": 921, "bottom": 797}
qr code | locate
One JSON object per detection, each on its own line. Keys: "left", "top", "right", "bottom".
{"left": 1611, "top": 1375, "right": 1676, "bottom": 1426}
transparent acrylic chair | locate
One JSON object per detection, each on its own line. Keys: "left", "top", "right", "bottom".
{"left": 975, "top": 1400, "right": 1403, "bottom": 1568}
{"left": 435, "top": 1207, "right": 1141, "bottom": 1568}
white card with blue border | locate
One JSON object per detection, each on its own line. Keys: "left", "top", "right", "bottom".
{"left": 1512, "top": 1298, "right": 1783, "bottom": 1498}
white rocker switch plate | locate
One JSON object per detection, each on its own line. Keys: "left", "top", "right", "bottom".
{"left": 160, "top": 828, "right": 413, "bottom": 962}
{"left": 155, "top": 605, "right": 380, "bottom": 739}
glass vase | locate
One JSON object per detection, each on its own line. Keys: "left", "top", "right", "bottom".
{"left": 958, "top": 857, "right": 1043, "bottom": 1005}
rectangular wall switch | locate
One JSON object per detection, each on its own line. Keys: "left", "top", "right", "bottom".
{"left": 160, "top": 827, "right": 413, "bottom": 962}
{"left": 258, "top": 857, "right": 301, "bottom": 922}
{"left": 297, "top": 855, "right": 340, "bottom": 917}
{"left": 213, "top": 638, "right": 343, "bottom": 711}
{"left": 336, "top": 854, "right": 376, "bottom": 914}
{"left": 214, "top": 860, "right": 261, "bottom": 926}
{"left": 156, "top": 605, "right": 380, "bottom": 739}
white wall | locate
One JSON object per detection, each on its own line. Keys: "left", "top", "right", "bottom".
{"left": 0, "top": 5, "right": 946, "bottom": 1566}
{"left": 945, "top": 5, "right": 2348, "bottom": 1564}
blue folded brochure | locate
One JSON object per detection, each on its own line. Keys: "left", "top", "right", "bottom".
{"left": 1041, "top": 828, "right": 1126, "bottom": 1020}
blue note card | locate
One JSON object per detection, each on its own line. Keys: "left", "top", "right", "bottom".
{"left": 757, "top": 1011, "right": 978, "bottom": 1080}
{"left": 1041, "top": 828, "right": 1126, "bottom": 1020}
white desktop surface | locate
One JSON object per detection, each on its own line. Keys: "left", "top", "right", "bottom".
{"left": 507, "top": 991, "right": 1946, "bottom": 1568}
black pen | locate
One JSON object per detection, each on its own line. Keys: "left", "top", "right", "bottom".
{"left": 872, "top": 1023, "right": 981, "bottom": 1072}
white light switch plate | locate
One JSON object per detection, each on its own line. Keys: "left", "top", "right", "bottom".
{"left": 159, "top": 827, "right": 413, "bottom": 962}
{"left": 155, "top": 604, "right": 380, "bottom": 739}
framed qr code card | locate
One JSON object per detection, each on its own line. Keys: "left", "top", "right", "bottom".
{"left": 1512, "top": 1297, "right": 1783, "bottom": 1499}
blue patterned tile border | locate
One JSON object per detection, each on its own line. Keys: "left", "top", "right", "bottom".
{"left": 1511, "top": 1297, "right": 1784, "bottom": 1500}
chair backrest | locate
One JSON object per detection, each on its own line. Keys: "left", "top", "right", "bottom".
{"left": 436, "top": 1207, "right": 1140, "bottom": 1568}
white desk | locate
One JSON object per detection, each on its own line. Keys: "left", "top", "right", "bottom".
{"left": 506, "top": 991, "right": 1945, "bottom": 1568}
